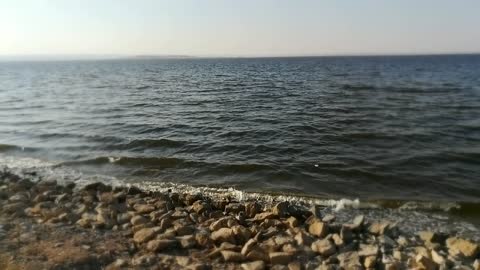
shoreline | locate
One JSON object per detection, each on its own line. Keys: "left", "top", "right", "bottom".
{"left": 0, "top": 169, "right": 479, "bottom": 269}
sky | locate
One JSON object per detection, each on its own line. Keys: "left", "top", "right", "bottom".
{"left": 1, "top": 0, "right": 480, "bottom": 58}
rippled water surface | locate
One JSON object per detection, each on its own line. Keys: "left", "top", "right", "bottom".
{"left": 1, "top": 55, "right": 480, "bottom": 203}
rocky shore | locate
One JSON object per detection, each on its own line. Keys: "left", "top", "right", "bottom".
{"left": 0, "top": 169, "right": 479, "bottom": 270}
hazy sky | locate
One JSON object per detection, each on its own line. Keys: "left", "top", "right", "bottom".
{"left": 1, "top": 0, "right": 479, "bottom": 57}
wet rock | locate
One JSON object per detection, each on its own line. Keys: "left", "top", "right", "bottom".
{"left": 245, "top": 202, "right": 262, "bottom": 218}
{"left": 221, "top": 250, "right": 244, "bottom": 262}
{"left": 184, "top": 193, "right": 202, "bottom": 205}
{"left": 340, "top": 226, "right": 353, "bottom": 243}
{"left": 322, "top": 214, "right": 335, "bottom": 223}
{"left": 83, "top": 182, "right": 111, "bottom": 192}
{"left": 446, "top": 237, "right": 479, "bottom": 259}
{"left": 241, "top": 261, "right": 265, "bottom": 270}
{"left": 211, "top": 228, "right": 236, "bottom": 244}
{"left": 147, "top": 239, "right": 177, "bottom": 251}
{"left": 308, "top": 220, "right": 328, "bottom": 238}
{"left": 133, "top": 227, "right": 161, "bottom": 244}
{"left": 272, "top": 201, "right": 290, "bottom": 218}
{"left": 225, "top": 203, "right": 245, "bottom": 214}
{"left": 309, "top": 205, "right": 322, "bottom": 218}
{"left": 415, "top": 254, "right": 437, "bottom": 270}
{"left": 269, "top": 252, "right": 292, "bottom": 265}
{"left": 311, "top": 239, "right": 336, "bottom": 257}
{"left": 192, "top": 201, "right": 210, "bottom": 215}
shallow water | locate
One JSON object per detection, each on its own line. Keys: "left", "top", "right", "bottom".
{"left": 1, "top": 55, "right": 480, "bottom": 206}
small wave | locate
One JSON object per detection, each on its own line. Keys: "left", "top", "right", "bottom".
{"left": 340, "top": 83, "right": 462, "bottom": 93}
{"left": 108, "top": 138, "right": 186, "bottom": 150}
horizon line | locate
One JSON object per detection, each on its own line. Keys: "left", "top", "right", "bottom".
{"left": 1, "top": 51, "right": 479, "bottom": 62}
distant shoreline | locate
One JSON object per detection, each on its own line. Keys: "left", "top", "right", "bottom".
{"left": 1, "top": 53, "right": 479, "bottom": 62}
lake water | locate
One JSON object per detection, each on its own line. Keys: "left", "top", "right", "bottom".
{"left": 1, "top": 55, "right": 480, "bottom": 235}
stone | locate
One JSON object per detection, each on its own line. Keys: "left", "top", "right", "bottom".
{"left": 287, "top": 261, "right": 302, "bottom": 270}
{"left": 286, "top": 216, "right": 299, "bottom": 228}
{"left": 337, "top": 251, "right": 362, "bottom": 269}
{"left": 473, "top": 259, "right": 480, "bottom": 270}
{"left": 340, "top": 226, "right": 353, "bottom": 243}
{"left": 311, "top": 239, "right": 336, "bottom": 257}
{"left": 269, "top": 252, "right": 292, "bottom": 265}
{"left": 368, "top": 221, "right": 391, "bottom": 235}
{"left": 308, "top": 220, "right": 328, "bottom": 238}
{"left": 295, "top": 231, "right": 313, "bottom": 246}
{"left": 221, "top": 250, "right": 245, "bottom": 262}
{"left": 379, "top": 235, "right": 397, "bottom": 248}
{"left": 242, "top": 239, "right": 258, "bottom": 256}
{"left": 147, "top": 239, "right": 177, "bottom": 251}
{"left": 245, "top": 202, "right": 262, "bottom": 218}
{"left": 396, "top": 236, "right": 409, "bottom": 246}
{"left": 254, "top": 211, "right": 276, "bottom": 221}
{"left": 178, "top": 235, "right": 196, "bottom": 249}
{"left": 132, "top": 254, "right": 157, "bottom": 266}
{"left": 415, "top": 254, "right": 437, "bottom": 270}
{"left": 446, "top": 237, "right": 479, "bottom": 258}
{"left": 174, "top": 224, "right": 195, "bottom": 236}
{"left": 418, "top": 231, "right": 443, "bottom": 243}
{"left": 232, "top": 225, "right": 251, "bottom": 244}
{"left": 195, "top": 230, "right": 212, "bottom": 247}
{"left": 431, "top": 249, "right": 445, "bottom": 265}
{"left": 322, "top": 214, "right": 336, "bottom": 223}
{"left": 358, "top": 244, "right": 379, "bottom": 257}
{"left": 192, "top": 201, "right": 210, "bottom": 215}
{"left": 211, "top": 228, "right": 236, "bottom": 244}
{"left": 133, "top": 227, "right": 160, "bottom": 243}
{"left": 282, "top": 244, "right": 299, "bottom": 255}
{"left": 209, "top": 216, "right": 235, "bottom": 231}
{"left": 332, "top": 234, "right": 344, "bottom": 247}
{"left": 131, "top": 215, "right": 149, "bottom": 226}
{"left": 134, "top": 204, "right": 155, "bottom": 214}
{"left": 392, "top": 250, "right": 406, "bottom": 261}
{"left": 225, "top": 203, "right": 245, "bottom": 214}
{"left": 246, "top": 247, "right": 269, "bottom": 262}
{"left": 241, "top": 261, "right": 265, "bottom": 270}
{"left": 188, "top": 263, "right": 210, "bottom": 270}
{"left": 364, "top": 255, "right": 377, "bottom": 268}
{"left": 272, "top": 201, "right": 290, "bottom": 218}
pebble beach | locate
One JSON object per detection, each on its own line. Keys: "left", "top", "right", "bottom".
{"left": 0, "top": 169, "right": 479, "bottom": 270}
